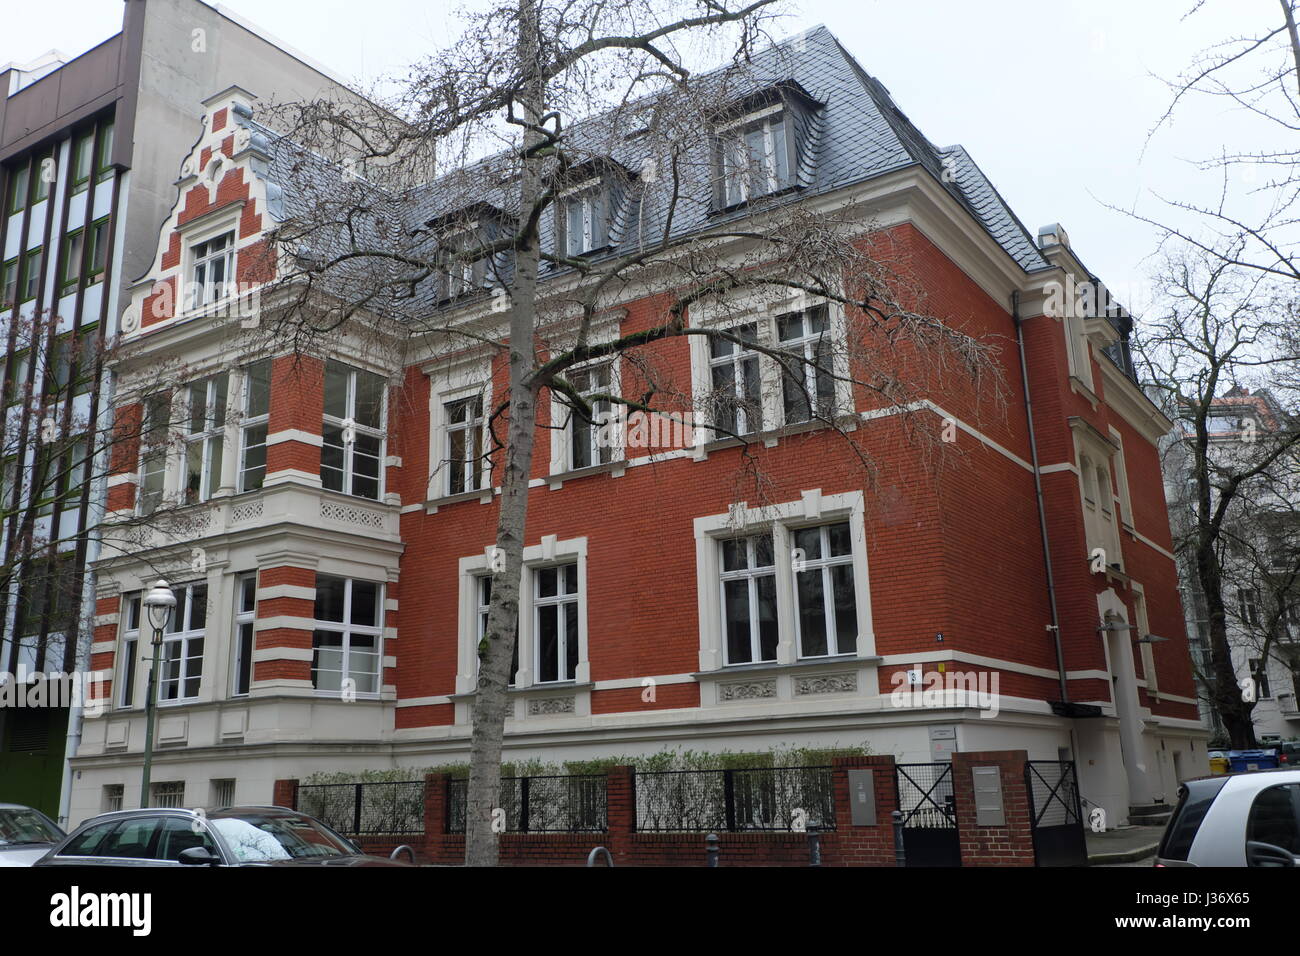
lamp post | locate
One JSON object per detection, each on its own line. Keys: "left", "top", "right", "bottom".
{"left": 140, "top": 579, "right": 175, "bottom": 807}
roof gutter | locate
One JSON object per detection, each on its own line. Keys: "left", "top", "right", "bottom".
{"left": 1012, "top": 290, "right": 1069, "bottom": 704}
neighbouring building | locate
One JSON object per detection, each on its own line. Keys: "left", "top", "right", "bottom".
{"left": 1165, "top": 386, "right": 1300, "bottom": 743}
{"left": 0, "top": 0, "right": 377, "bottom": 822}
{"left": 69, "top": 26, "right": 1205, "bottom": 830}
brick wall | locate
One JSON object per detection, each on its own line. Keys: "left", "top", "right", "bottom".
{"left": 951, "top": 750, "right": 1035, "bottom": 867}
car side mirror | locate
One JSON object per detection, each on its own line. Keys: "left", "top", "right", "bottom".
{"left": 1246, "top": 840, "right": 1297, "bottom": 867}
{"left": 178, "top": 846, "right": 220, "bottom": 866}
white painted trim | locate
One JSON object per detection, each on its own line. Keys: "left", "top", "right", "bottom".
{"left": 256, "top": 584, "right": 315, "bottom": 602}
{"left": 267, "top": 429, "right": 323, "bottom": 447}
{"left": 252, "top": 647, "right": 313, "bottom": 663}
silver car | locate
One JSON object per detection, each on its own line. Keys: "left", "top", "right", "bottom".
{"left": 1155, "top": 767, "right": 1300, "bottom": 866}
{"left": 0, "top": 803, "right": 67, "bottom": 867}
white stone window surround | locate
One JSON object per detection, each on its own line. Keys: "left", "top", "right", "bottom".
{"left": 1070, "top": 418, "right": 1124, "bottom": 571}
{"left": 455, "top": 534, "right": 590, "bottom": 706}
{"left": 546, "top": 316, "right": 626, "bottom": 479}
{"left": 182, "top": 212, "right": 241, "bottom": 315}
{"left": 694, "top": 489, "right": 875, "bottom": 685}
{"left": 427, "top": 353, "right": 494, "bottom": 502}
{"left": 716, "top": 102, "right": 790, "bottom": 206}
{"left": 688, "top": 287, "right": 851, "bottom": 446}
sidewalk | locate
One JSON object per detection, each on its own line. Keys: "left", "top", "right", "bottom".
{"left": 1086, "top": 825, "right": 1164, "bottom": 865}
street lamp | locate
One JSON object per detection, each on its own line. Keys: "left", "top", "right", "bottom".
{"left": 140, "top": 579, "right": 175, "bottom": 807}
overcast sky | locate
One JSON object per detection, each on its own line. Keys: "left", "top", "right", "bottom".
{"left": 3, "top": 1, "right": 1280, "bottom": 315}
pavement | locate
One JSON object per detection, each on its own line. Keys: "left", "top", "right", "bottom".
{"left": 1086, "top": 825, "right": 1164, "bottom": 866}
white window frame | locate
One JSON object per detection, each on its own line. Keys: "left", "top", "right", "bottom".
{"left": 137, "top": 392, "right": 171, "bottom": 516}
{"left": 718, "top": 533, "right": 778, "bottom": 665}
{"left": 182, "top": 373, "right": 228, "bottom": 504}
{"left": 188, "top": 229, "right": 235, "bottom": 311}
{"left": 562, "top": 362, "right": 616, "bottom": 472}
{"left": 533, "top": 562, "right": 581, "bottom": 684}
{"left": 455, "top": 535, "right": 588, "bottom": 694}
{"left": 321, "top": 361, "right": 386, "bottom": 500}
{"left": 238, "top": 359, "right": 270, "bottom": 494}
{"left": 707, "top": 321, "right": 763, "bottom": 436}
{"left": 717, "top": 103, "right": 790, "bottom": 206}
{"left": 159, "top": 582, "right": 206, "bottom": 704}
{"left": 791, "top": 521, "right": 858, "bottom": 659}
{"left": 311, "top": 575, "right": 383, "bottom": 698}
{"left": 775, "top": 304, "right": 835, "bottom": 426}
{"left": 693, "top": 490, "right": 872, "bottom": 674}
{"left": 548, "top": 356, "right": 623, "bottom": 476}
{"left": 231, "top": 572, "right": 256, "bottom": 697}
{"left": 442, "top": 392, "right": 487, "bottom": 496}
{"left": 118, "top": 592, "right": 140, "bottom": 709}
{"left": 1072, "top": 422, "right": 1124, "bottom": 571}
{"left": 689, "top": 290, "right": 849, "bottom": 443}
{"left": 561, "top": 181, "right": 605, "bottom": 256}
{"left": 1107, "top": 425, "right": 1135, "bottom": 530}
{"left": 1132, "top": 583, "right": 1157, "bottom": 699}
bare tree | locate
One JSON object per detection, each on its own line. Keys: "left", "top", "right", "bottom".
{"left": 1145, "top": 241, "right": 1300, "bottom": 747}
{"left": 256, "top": 0, "right": 1007, "bottom": 864}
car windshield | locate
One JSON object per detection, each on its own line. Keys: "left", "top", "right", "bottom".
{"left": 209, "top": 813, "right": 357, "bottom": 862}
{"left": 0, "top": 808, "right": 64, "bottom": 846}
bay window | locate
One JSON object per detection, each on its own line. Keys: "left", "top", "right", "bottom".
{"left": 311, "top": 575, "right": 381, "bottom": 695}
{"left": 138, "top": 393, "right": 170, "bottom": 516}
{"left": 231, "top": 573, "right": 256, "bottom": 697}
{"left": 118, "top": 592, "right": 140, "bottom": 708}
{"left": 321, "top": 360, "right": 385, "bottom": 500}
{"left": 238, "top": 359, "right": 270, "bottom": 493}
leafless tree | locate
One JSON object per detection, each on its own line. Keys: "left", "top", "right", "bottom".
{"left": 1144, "top": 242, "right": 1300, "bottom": 747}
{"left": 258, "top": 0, "right": 1008, "bottom": 864}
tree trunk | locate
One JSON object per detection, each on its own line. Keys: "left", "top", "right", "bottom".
{"left": 1199, "top": 549, "right": 1258, "bottom": 748}
{"left": 464, "top": 0, "right": 545, "bottom": 868}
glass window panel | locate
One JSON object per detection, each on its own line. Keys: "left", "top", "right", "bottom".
{"left": 756, "top": 575, "right": 778, "bottom": 662}
{"left": 537, "top": 604, "right": 559, "bottom": 682}
{"left": 324, "top": 361, "right": 349, "bottom": 419}
{"left": 724, "top": 579, "right": 752, "bottom": 664}
{"left": 830, "top": 564, "right": 857, "bottom": 654}
{"left": 537, "top": 566, "right": 557, "bottom": 598}
{"left": 828, "top": 521, "right": 852, "bottom": 557}
{"left": 794, "top": 527, "right": 821, "bottom": 561}
{"left": 797, "top": 569, "right": 828, "bottom": 657}
{"left": 350, "top": 581, "right": 378, "bottom": 627}
{"left": 314, "top": 576, "right": 346, "bottom": 622}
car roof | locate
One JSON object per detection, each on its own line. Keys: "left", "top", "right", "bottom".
{"left": 73, "top": 805, "right": 299, "bottom": 826}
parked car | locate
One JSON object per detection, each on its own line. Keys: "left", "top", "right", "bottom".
{"left": 1155, "top": 768, "right": 1300, "bottom": 866}
{"left": 34, "top": 806, "right": 414, "bottom": 867}
{"left": 0, "top": 803, "right": 66, "bottom": 867}
{"left": 1276, "top": 742, "right": 1300, "bottom": 767}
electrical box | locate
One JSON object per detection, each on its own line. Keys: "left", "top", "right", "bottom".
{"left": 972, "top": 766, "right": 1005, "bottom": 826}
{"left": 929, "top": 724, "right": 957, "bottom": 761}
{"left": 847, "top": 769, "right": 876, "bottom": 826}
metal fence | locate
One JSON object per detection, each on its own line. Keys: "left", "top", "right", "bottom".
{"left": 297, "top": 780, "right": 425, "bottom": 836}
{"left": 634, "top": 766, "right": 837, "bottom": 832}
{"left": 446, "top": 774, "right": 607, "bottom": 833}
{"left": 895, "top": 763, "right": 956, "bottom": 829}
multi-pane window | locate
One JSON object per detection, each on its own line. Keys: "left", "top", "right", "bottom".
{"left": 1239, "top": 588, "right": 1261, "bottom": 628}
{"left": 189, "top": 231, "right": 234, "bottom": 309}
{"left": 183, "top": 375, "right": 228, "bottom": 504}
{"left": 102, "top": 784, "right": 124, "bottom": 813}
{"left": 777, "top": 305, "right": 834, "bottom": 424}
{"left": 312, "top": 575, "right": 381, "bottom": 695}
{"left": 72, "top": 129, "right": 95, "bottom": 194}
{"left": 708, "top": 323, "right": 762, "bottom": 435}
{"left": 718, "top": 109, "right": 791, "bottom": 207}
{"left": 564, "top": 364, "right": 613, "bottom": 471}
{"left": 138, "top": 393, "right": 171, "bottom": 516}
{"left": 1248, "top": 658, "right": 1272, "bottom": 699}
{"left": 118, "top": 592, "right": 140, "bottom": 708}
{"left": 444, "top": 395, "right": 485, "bottom": 495}
{"left": 321, "top": 360, "right": 385, "bottom": 500}
{"left": 160, "top": 583, "right": 206, "bottom": 702}
{"left": 477, "top": 575, "right": 517, "bottom": 685}
{"left": 20, "top": 247, "right": 42, "bottom": 303}
{"left": 534, "top": 564, "right": 579, "bottom": 683}
{"left": 436, "top": 231, "right": 481, "bottom": 301}
{"left": 32, "top": 149, "right": 53, "bottom": 204}
{"left": 231, "top": 573, "right": 256, "bottom": 697}
{"left": 720, "top": 534, "right": 778, "bottom": 665}
{"left": 792, "top": 523, "right": 857, "bottom": 658}
{"left": 6, "top": 164, "right": 29, "bottom": 215}
{"left": 238, "top": 359, "right": 270, "bottom": 493}
{"left": 1080, "top": 452, "right": 1122, "bottom": 568}
{"left": 563, "top": 188, "right": 606, "bottom": 256}
{"left": 211, "top": 779, "right": 236, "bottom": 808}
{"left": 1, "top": 258, "right": 17, "bottom": 307}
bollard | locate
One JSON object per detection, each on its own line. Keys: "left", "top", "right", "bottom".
{"left": 705, "top": 832, "right": 720, "bottom": 867}
{"left": 892, "top": 809, "right": 906, "bottom": 867}
{"left": 807, "top": 823, "right": 822, "bottom": 867}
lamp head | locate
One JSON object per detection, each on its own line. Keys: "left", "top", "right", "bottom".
{"left": 143, "top": 579, "right": 176, "bottom": 634}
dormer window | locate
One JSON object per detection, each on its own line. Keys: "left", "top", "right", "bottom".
{"left": 435, "top": 230, "right": 488, "bottom": 302}
{"left": 190, "top": 231, "right": 234, "bottom": 309}
{"left": 718, "top": 106, "right": 791, "bottom": 206}
{"left": 560, "top": 186, "right": 607, "bottom": 257}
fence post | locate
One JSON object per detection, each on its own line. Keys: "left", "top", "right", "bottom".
{"left": 892, "top": 810, "right": 906, "bottom": 867}
{"left": 604, "top": 766, "right": 635, "bottom": 865}
{"left": 272, "top": 779, "right": 299, "bottom": 811}
{"left": 722, "top": 770, "right": 736, "bottom": 832}
{"left": 520, "top": 776, "right": 530, "bottom": 833}
{"left": 807, "top": 823, "right": 822, "bottom": 866}
{"left": 353, "top": 783, "right": 363, "bottom": 835}
{"left": 705, "top": 832, "right": 720, "bottom": 867}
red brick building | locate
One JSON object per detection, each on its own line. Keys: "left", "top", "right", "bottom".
{"left": 68, "top": 28, "right": 1204, "bottom": 829}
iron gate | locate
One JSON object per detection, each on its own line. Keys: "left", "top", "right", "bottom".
{"left": 1025, "top": 760, "right": 1087, "bottom": 866}
{"left": 895, "top": 762, "right": 961, "bottom": 867}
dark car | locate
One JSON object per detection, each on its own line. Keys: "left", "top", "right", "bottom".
{"left": 34, "top": 806, "right": 413, "bottom": 867}
{"left": 1155, "top": 768, "right": 1300, "bottom": 866}
{"left": 0, "top": 803, "right": 66, "bottom": 867}
{"left": 1276, "top": 742, "right": 1300, "bottom": 767}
